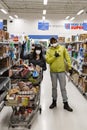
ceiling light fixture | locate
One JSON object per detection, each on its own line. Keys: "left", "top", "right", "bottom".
{"left": 14, "top": 15, "right": 18, "bottom": 18}
{"left": 65, "top": 16, "right": 70, "bottom": 20}
{"left": 42, "top": 16, "right": 45, "bottom": 20}
{"left": 43, "top": 10, "right": 46, "bottom": 15}
{"left": 9, "top": 16, "right": 14, "bottom": 20}
{"left": 0, "top": 9, "right": 8, "bottom": 14}
{"left": 70, "top": 17, "right": 75, "bottom": 21}
{"left": 43, "top": 0, "right": 48, "bottom": 5}
{"left": 0, "top": 19, "right": 3, "bottom": 22}
{"left": 77, "top": 9, "right": 84, "bottom": 15}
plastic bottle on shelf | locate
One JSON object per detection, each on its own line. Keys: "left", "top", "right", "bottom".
{"left": 67, "top": 44, "right": 72, "bottom": 57}
{"left": 79, "top": 44, "right": 84, "bottom": 58}
{"left": 78, "top": 57, "right": 84, "bottom": 71}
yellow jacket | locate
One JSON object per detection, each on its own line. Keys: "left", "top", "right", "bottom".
{"left": 46, "top": 45, "right": 72, "bottom": 72}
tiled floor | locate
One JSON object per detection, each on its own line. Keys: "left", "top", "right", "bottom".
{"left": 0, "top": 66, "right": 87, "bottom": 130}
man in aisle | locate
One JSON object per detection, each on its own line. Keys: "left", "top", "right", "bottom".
{"left": 46, "top": 37, "right": 73, "bottom": 112}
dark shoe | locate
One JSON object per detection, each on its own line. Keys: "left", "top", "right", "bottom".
{"left": 49, "top": 99, "right": 57, "bottom": 109}
{"left": 64, "top": 102, "right": 73, "bottom": 112}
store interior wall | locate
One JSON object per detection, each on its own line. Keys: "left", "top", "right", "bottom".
{"left": 7, "top": 14, "right": 87, "bottom": 38}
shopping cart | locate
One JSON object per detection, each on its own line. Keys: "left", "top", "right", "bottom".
{"left": 5, "top": 65, "right": 43, "bottom": 129}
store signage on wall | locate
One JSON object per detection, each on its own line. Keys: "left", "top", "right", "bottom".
{"left": 0, "top": 20, "right": 7, "bottom": 31}
{"left": 65, "top": 23, "right": 87, "bottom": 30}
{"left": 83, "top": 23, "right": 87, "bottom": 30}
{"left": 0, "top": 22, "right": 3, "bottom": 29}
{"left": 38, "top": 22, "right": 49, "bottom": 30}
{"left": 10, "top": 34, "right": 19, "bottom": 42}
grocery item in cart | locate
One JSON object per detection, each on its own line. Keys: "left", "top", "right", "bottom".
{"left": 20, "top": 68, "right": 30, "bottom": 78}
{"left": 8, "top": 88, "right": 20, "bottom": 96}
{"left": 32, "top": 70, "right": 39, "bottom": 78}
{"left": 18, "top": 81, "right": 32, "bottom": 90}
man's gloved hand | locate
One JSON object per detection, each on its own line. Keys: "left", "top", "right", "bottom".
{"left": 69, "top": 69, "right": 73, "bottom": 76}
{"left": 54, "top": 51, "right": 60, "bottom": 57}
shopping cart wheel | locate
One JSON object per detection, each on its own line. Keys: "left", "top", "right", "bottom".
{"left": 83, "top": 93, "right": 85, "bottom": 96}
{"left": 39, "top": 107, "right": 42, "bottom": 114}
{"left": 28, "top": 124, "right": 31, "bottom": 129}
{"left": 12, "top": 126, "right": 15, "bottom": 128}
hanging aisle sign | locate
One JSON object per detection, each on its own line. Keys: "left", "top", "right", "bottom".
{"left": 83, "top": 23, "right": 87, "bottom": 30}
{"left": 0, "top": 22, "right": 3, "bottom": 29}
{"left": 65, "top": 23, "right": 87, "bottom": 30}
{"left": 38, "top": 22, "right": 49, "bottom": 30}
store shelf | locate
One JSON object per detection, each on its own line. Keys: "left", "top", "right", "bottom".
{"left": 12, "top": 59, "right": 20, "bottom": 66}
{"left": 0, "top": 59, "right": 20, "bottom": 75}
{"left": 0, "top": 67, "right": 10, "bottom": 75}
{"left": 0, "top": 41, "right": 9, "bottom": 44}
{"left": 71, "top": 57, "right": 78, "bottom": 62}
{"left": 72, "top": 66, "right": 80, "bottom": 73}
{"left": 66, "top": 72, "right": 87, "bottom": 100}
{"left": 0, "top": 55, "right": 9, "bottom": 60}
{"left": 72, "top": 65, "right": 87, "bottom": 76}
{"left": 80, "top": 73, "right": 87, "bottom": 76}
{"left": 0, "top": 41, "right": 20, "bottom": 112}
{"left": 70, "top": 41, "right": 83, "bottom": 44}
{"left": 0, "top": 77, "right": 10, "bottom": 91}
{"left": 0, "top": 101, "right": 4, "bottom": 112}
{"left": 83, "top": 62, "right": 87, "bottom": 65}
{"left": 0, "top": 91, "right": 7, "bottom": 103}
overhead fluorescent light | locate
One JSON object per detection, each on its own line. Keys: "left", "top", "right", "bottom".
{"left": 70, "top": 17, "right": 75, "bottom": 21}
{"left": 65, "top": 16, "right": 70, "bottom": 20}
{"left": 42, "top": 16, "right": 45, "bottom": 20}
{"left": 14, "top": 15, "right": 18, "bottom": 18}
{"left": 0, "top": 9, "right": 8, "bottom": 14}
{"left": 43, "top": 0, "right": 48, "bottom": 5}
{"left": 43, "top": 10, "right": 46, "bottom": 15}
{"left": 0, "top": 19, "right": 3, "bottom": 22}
{"left": 9, "top": 16, "right": 14, "bottom": 20}
{"left": 77, "top": 9, "right": 84, "bottom": 15}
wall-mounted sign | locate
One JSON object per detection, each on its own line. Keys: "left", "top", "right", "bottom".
{"left": 83, "top": 23, "right": 87, "bottom": 31}
{"left": 0, "top": 20, "right": 7, "bottom": 30}
{"left": 38, "top": 22, "right": 49, "bottom": 30}
{"left": 10, "top": 34, "right": 19, "bottom": 42}
{"left": 0, "top": 22, "right": 3, "bottom": 29}
{"left": 65, "top": 23, "right": 70, "bottom": 29}
{"left": 65, "top": 23, "right": 87, "bottom": 30}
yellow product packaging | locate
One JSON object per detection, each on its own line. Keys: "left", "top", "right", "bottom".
{"left": 22, "top": 97, "right": 29, "bottom": 106}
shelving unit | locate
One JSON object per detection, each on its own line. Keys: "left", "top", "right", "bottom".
{"left": 66, "top": 40, "right": 87, "bottom": 98}
{"left": 0, "top": 41, "right": 20, "bottom": 111}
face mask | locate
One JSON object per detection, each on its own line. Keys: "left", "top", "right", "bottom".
{"left": 52, "top": 42, "right": 58, "bottom": 47}
{"left": 51, "top": 44, "right": 53, "bottom": 47}
{"left": 35, "top": 50, "right": 41, "bottom": 54}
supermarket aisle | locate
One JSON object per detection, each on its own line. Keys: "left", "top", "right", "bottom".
{"left": 0, "top": 65, "right": 87, "bottom": 130}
